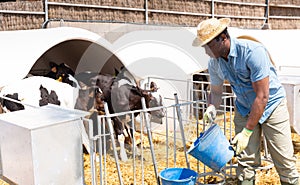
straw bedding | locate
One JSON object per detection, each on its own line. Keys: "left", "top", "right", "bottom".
{"left": 79, "top": 115, "right": 300, "bottom": 185}
{"left": 0, "top": 115, "right": 300, "bottom": 185}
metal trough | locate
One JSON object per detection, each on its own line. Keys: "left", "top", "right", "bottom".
{"left": 0, "top": 105, "right": 88, "bottom": 185}
{"left": 279, "top": 75, "right": 300, "bottom": 134}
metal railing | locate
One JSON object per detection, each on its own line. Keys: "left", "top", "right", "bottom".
{"left": 85, "top": 76, "right": 237, "bottom": 184}
{"left": 87, "top": 95, "right": 236, "bottom": 184}
{"left": 1, "top": 0, "right": 299, "bottom": 29}
{"left": 43, "top": 0, "right": 267, "bottom": 26}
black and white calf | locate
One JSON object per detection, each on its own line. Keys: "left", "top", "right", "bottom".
{"left": 0, "top": 76, "right": 79, "bottom": 111}
{"left": 0, "top": 75, "right": 100, "bottom": 152}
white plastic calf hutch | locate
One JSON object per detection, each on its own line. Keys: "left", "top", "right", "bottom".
{"left": 278, "top": 75, "right": 300, "bottom": 134}
{"left": 0, "top": 27, "right": 127, "bottom": 184}
{"left": 113, "top": 28, "right": 209, "bottom": 106}
{"left": 0, "top": 27, "right": 125, "bottom": 88}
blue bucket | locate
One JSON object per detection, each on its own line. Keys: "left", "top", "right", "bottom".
{"left": 159, "top": 168, "right": 198, "bottom": 185}
{"left": 187, "top": 124, "right": 234, "bottom": 172}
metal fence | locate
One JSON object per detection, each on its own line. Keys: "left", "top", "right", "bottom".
{"left": 1, "top": 0, "right": 300, "bottom": 30}
{"left": 85, "top": 77, "right": 238, "bottom": 185}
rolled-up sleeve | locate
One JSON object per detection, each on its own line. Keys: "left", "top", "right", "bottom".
{"left": 247, "top": 46, "right": 270, "bottom": 82}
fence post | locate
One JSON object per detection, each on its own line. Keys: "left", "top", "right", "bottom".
{"left": 174, "top": 93, "right": 190, "bottom": 169}
{"left": 103, "top": 103, "right": 124, "bottom": 185}
{"left": 141, "top": 97, "right": 160, "bottom": 185}
{"left": 86, "top": 118, "right": 97, "bottom": 185}
{"left": 145, "top": 0, "right": 148, "bottom": 24}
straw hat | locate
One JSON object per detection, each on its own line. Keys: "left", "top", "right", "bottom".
{"left": 192, "top": 18, "right": 231, "bottom": 47}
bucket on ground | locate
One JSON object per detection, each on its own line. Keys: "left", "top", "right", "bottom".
{"left": 187, "top": 124, "right": 234, "bottom": 172}
{"left": 159, "top": 167, "right": 198, "bottom": 185}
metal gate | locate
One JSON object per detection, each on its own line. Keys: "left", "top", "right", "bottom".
{"left": 85, "top": 75, "right": 239, "bottom": 185}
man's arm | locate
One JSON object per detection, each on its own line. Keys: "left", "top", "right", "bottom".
{"left": 231, "top": 76, "right": 269, "bottom": 154}
{"left": 246, "top": 76, "right": 269, "bottom": 130}
{"left": 208, "top": 84, "right": 223, "bottom": 108}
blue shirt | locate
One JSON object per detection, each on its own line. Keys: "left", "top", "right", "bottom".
{"left": 208, "top": 37, "right": 285, "bottom": 123}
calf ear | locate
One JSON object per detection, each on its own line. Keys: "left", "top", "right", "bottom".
{"left": 114, "top": 68, "right": 119, "bottom": 76}
{"left": 39, "top": 85, "right": 49, "bottom": 99}
{"left": 150, "top": 81, "right": 158, "bottom": 92}
{"left": 11, "top": 93, "right": 19, "bottom": 100}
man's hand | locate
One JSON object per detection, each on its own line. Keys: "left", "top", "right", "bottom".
{"left": 231, "top": 128, "right": 253, "bottom": 155}
{"left": 203, "top": 105, "right": 216, "bottom": 123}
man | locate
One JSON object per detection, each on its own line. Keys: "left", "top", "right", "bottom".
{"left": 193, "top": 17, "right": 299, "bottom": 185}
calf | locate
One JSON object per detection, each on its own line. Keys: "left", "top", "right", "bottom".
{"left": 89, "top": 74, "right": 165, "bottom": 161}
{"left": 0, "top": 93, "right": 24, "bottom": 112}
{"left": 45, "top": 62, "right": 78, "bottom": 88}
{"left": 0, "top": 76, "right": 79, "bottom": 111}
{"left": 0, "top": 76, "right": 95, "bottom": 153}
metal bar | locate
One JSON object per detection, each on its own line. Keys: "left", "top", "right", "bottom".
{"left": 269, "top": 15, "right": 300, "bottom": 19}
{"left": 266, "top": 0, "right": 269, "bottom": 23}
{"left": 47, "top": 2, "right": 145, "bottom": 12}
{"left": 139, "top": 113, "right": 145, "bottom": 184}
{"left": 97, "top": 117, "right": 104, "bottom": 185}
{"left": 98, "top": 105, "right": 166, "bottom": 119}
{"left": 186, "top": 79, "right": 191, "bottom": 122}
{"left": 214, "top": 14, "right": 266, "bottom": 20}
{"left": 173, "top": 106, "right": 176, "bottom": 167}
{"left": 87, "top": 118, "right": 97, "bottom": 185}
{"left": 2, "top": 0, "right": 300, "bottom": 29}
{"left": 165, "top": 107, "right": 169, "bottom": 168}
{"left": 212, "top": 0, "right": 215, "bottom": 18}
{"left": 174, "top": 93, "right": 190, "bottom": 169}
{"left": 80, "top": 120, "right": 87, "bottom": 185}
{"left": 103, "top": 103, "right": 124, "bottom": 185}
{"left": 0, "top": 10, "right": 45, "bottom": 15}
{"left": 131, "top": 113, "right": 137, "bottom": 185}
{"left": 102, "top": 117, "right": 107, "bottom": 185}
{"left": 148, "top": 9, "right": 211, "bottom": 17}
{"left": 194, "top": 98, "right": 201, "bottom": 174}
{"left": 207, "top": 0, "right": 267, "bottom": 7}
{"left": 48, "top": 1, "right": 211, "bottom": 18}
{"left": 44, "top": 0, "right": 49, "bottom": 23}
{"left": 270, "top": 4, "right": 300, "bottom": 9}
{"left": 141, "top": 97, "right": 160, "bottom": 185}
{"left": 145, "top": 0, "right": 148, "bottom": 24}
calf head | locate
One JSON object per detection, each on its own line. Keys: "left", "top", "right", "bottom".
{"left": 148, "top": 91, "right": 165, "bottom": 124}
{"left": 140, "top": 82, "right": 165, "bottom": 123}
{"left": 55, "top": 63, "right": 77, "bottom": 87}
{"left": 94, "top": 87, "right": 105, "bottom": 113}
{"left": 75, "top": 86, "right": 105, "bottom": 114}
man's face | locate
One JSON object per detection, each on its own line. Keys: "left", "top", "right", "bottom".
{"left": 203, "top": 37, "right": 223, "bottom": 58}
